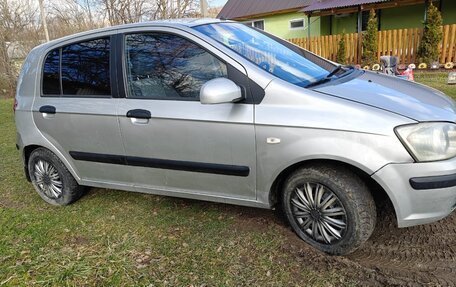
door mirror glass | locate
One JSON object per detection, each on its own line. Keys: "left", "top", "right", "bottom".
{"left": 200, "top": 78, "right": 242, "bottom": 104}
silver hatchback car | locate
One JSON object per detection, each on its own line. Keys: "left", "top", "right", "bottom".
{"left": 15, "top": 19, "right": 456, "bottom": 255}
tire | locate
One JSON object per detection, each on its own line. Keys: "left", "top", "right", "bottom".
{"left": 282, "top": 164, "right": 376, "bottom": 255}
{"left": 28, "top": 148, "right": 84, "bottom": 206}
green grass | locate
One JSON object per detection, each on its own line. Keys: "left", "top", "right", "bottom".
{"left": 414, "top": 71, "right": 456, "bottom": 99}
{"left": 0, "top": 100, "right": 348, "bottom": 286}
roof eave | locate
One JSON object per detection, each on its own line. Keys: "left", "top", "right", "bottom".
{"left": 218, "top": 7, "right": 305, "bottom": 21}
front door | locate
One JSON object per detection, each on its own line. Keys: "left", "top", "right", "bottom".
{"left": 117, "top": 31, "right": 256, "bottom": 200}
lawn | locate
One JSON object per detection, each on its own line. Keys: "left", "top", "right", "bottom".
{"left": 1, "top": 72, "right": 455, "bottom": 286}
{"left": 414, "top": 71, "right": 456, "bottom": 99}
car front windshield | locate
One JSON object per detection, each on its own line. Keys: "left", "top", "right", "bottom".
{"left": 193, "top": 22, "right": 329, "bottom": 88}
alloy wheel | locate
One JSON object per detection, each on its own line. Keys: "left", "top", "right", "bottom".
{"left": 290, "top": 183, "right": 347, "bottom": 244}
{"left": 33, "top": 159, "right": 63, "bottom": 199}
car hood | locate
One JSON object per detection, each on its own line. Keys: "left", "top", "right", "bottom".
{"left": 314, "top": 71, "right": 456, "bottom": 122}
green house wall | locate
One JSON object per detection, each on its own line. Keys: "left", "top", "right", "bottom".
{"left": 379, "top": 0, "right": 456, "bottom": 29}
{"left": 239, "top": 0, "right": 456, "bottom": 39}
{"left": 330, "top": 13, "right": 358, "bottom": 34}
{"left": 380, "top": 3, "right": 426, "bottom": 30}
{"left": 441, "top": 0, "right": 456, "bottom": 25}
{"left": 319, "top": 0, "right": 456, "bottom": 35}
{"left": 241, "top": 12, "right": 321, "bottom": 39}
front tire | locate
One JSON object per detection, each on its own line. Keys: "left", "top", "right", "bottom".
{"left": 28, "top": 148, "right": 84, "bottom": 206}
{"left": 282, "top": 164, "right": 376, "bottom": 255}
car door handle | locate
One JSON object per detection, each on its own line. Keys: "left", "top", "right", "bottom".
{"left": 39, "top": 105, "right": 56, "bottom": 114}
{"left": 126, "top": 109, "right": 151, "bottom": 119}
{"left": 126, "top": 109, "right": 151, "bottom": 124}
{"left": 39, "top": 105, "right": 56, "bottom": 118}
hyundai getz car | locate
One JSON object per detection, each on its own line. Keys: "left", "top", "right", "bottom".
{"left": 15, "top": 19, "right": 456, "bottom": 255}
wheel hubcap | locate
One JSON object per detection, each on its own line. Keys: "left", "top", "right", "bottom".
{"left": 291, "top": 183, "right": 347, "bottom": 244}
{"left": 33, "top": 160, "right": 63, "bottom": 199}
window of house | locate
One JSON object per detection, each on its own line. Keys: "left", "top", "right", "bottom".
{"left": 61, "top": 38, "right": 111, "bottom": 96}
{"left": 361, "top": 10, "right": 381, "bottom": 31}
{"left": 361, "top": 10, "right": 370, "bottom": 31}
{"left": 289, "top": 19, "right": 305, "bottom": 30}
{"left": 244, "top": 20, "right": 265, "bottom": 30}
{"left": 42, "top": 49, "right": 61, "bottom": 95}
{"left": 124, "top": 33, "right": 227, "bottom": 100}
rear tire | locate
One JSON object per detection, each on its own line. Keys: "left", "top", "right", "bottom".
{"left": 282, "top": 164, "right": 376, "bottom": 255}
{"left": 28, "top": 148, "right": 84, "bottom": 206}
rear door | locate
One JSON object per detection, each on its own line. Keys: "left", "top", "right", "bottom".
{"left": 32, "top": 36, "right": 131, "bottom": 184}
{"left": 116, "top": 29, "right": 257, "bottom": 201}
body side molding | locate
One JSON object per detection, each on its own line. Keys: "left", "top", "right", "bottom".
{"left": 69, "top": 151, "right": 250, "bottom": 177}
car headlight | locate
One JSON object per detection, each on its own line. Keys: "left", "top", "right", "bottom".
{"left": 395, "top": 122, "right": 456, "bottom": 162}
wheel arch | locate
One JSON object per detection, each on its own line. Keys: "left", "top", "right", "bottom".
{"left": 22, "top": 145, "right": 43, "bottom": 182}
{"left": 268, "top": 158, "right": 396, "bottom": 223}
{"left": 22, "top": 144, "right": 81, "bottom": 183}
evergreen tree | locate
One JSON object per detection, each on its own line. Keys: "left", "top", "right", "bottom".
{"left": 362, "top": 9, "right": 378, "bottom": 66}
{"left": 336, "top": 33, "right": 347, "bottom": 64}
{"left": 417, "top": 2, "right": 443, "bottom": 65}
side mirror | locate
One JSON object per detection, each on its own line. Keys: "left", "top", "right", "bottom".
{"left": 200, "top": 78, "right": 243, "bottom": 104}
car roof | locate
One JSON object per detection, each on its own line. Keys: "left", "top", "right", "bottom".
{"left": 34, "top": 18, "right": 229, "bottom": 51}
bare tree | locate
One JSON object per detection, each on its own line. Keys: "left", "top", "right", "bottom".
{"left": 99, "top": 0, "right": 200, "bottom": 25}
{"left": 100, "top": 0, "right": 150, "bottom": 25}
{"left": 38, "top": 0, "right": 50, "bottom": 41}
{"left": 0, "top": 0, "right": 40, "bottom": 96}
{"left": 47, "top": 0, "right": 103, "bottom": 39}
{"left": 199, "top": 0, "right": 208, "bottom": 17}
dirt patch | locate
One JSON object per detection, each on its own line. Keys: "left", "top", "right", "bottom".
{"left": 0, "top": 195, "right": 26, "bottom": 209}
{"left": 228, "top": 202, "right": 456, "bottom": 286}
{"left": 347, "top": 205, "right": 456, "bottom": 286}
{"left": 69, "top": 236, "right": 90, "bottom": 246}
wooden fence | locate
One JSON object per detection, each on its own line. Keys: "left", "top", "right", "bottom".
{"left": 288, "top": 24, "right": 456, "bottom": 65}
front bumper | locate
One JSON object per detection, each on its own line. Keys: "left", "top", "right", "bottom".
{"left": 372, "top": 157, "right": 456, "bottom": 228}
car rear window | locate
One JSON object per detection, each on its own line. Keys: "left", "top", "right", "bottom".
{"left": 42, "top": 49, "right": 61, "bottom": 95}
{"left": 61, "top": 38, "right": 111, "bottom": 96}
{"left": 42, "top": 37, "right": 111, "bottom": 97}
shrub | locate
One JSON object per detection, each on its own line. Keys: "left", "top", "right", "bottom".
{"left": 362, "top": 9, "right": 378, "bottom": 66}
{"left": 336, "top": 33, "right": 347, "bottom": 64}
{"left": 417, "top": 2, "right": 443, "bottom": 65}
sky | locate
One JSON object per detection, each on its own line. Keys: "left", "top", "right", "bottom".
{"left": 209, "top": 0, "right": 228, "bottom": 7}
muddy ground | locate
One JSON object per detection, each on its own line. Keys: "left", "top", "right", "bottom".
{"left": 229, "top": 201, "right": 456, "bottom": 287}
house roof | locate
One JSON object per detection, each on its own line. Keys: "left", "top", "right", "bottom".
{"left": 217, "top": 0, "right": 312, "bottom": 20}
{"left": 301, "top": 0, "right": 389, "bottom": 13}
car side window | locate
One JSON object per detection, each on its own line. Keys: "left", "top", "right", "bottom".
{"left": 42, "top": 49, "right": 61, "bottom": 95}
{"left": 125, "top": 33, "right": 227, "bottom": 100}
{"left": 42, "top": 37, "right": 111, "bottom": 97}
{"left": 61, "top": 38, "right": 111, "bottom": 96}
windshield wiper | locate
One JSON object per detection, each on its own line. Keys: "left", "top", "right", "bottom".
{"left": 326, "top": 65, "right": 345, "bottom": 78}
{"left": 305, "top": 65, "right": 350, "bottom": 88}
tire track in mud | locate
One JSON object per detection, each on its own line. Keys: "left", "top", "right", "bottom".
{"left": 232, "top": 202, "right": 456, "bottom": 286}
{"left": 346, "top": 204, "right": 456, "bottom": 286}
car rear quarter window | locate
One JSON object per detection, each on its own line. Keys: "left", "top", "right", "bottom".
{"left": 42, "top": 49, "right": 61, "bottom": 95}
{"left": 124, "top": 33, "right": 227, "bottom": 100}
{"left": 61, "top": 38, "right": 111, "bottom": 96}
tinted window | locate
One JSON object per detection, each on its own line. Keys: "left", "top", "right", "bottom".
{"left": 42, "top": 49, "right": 61, "bottom": 95}
{"left": 61, "top": 38, "right": 110, "bottom": 96}
{"left": 125, "top": 33, "right": 227, "bottom": 100}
